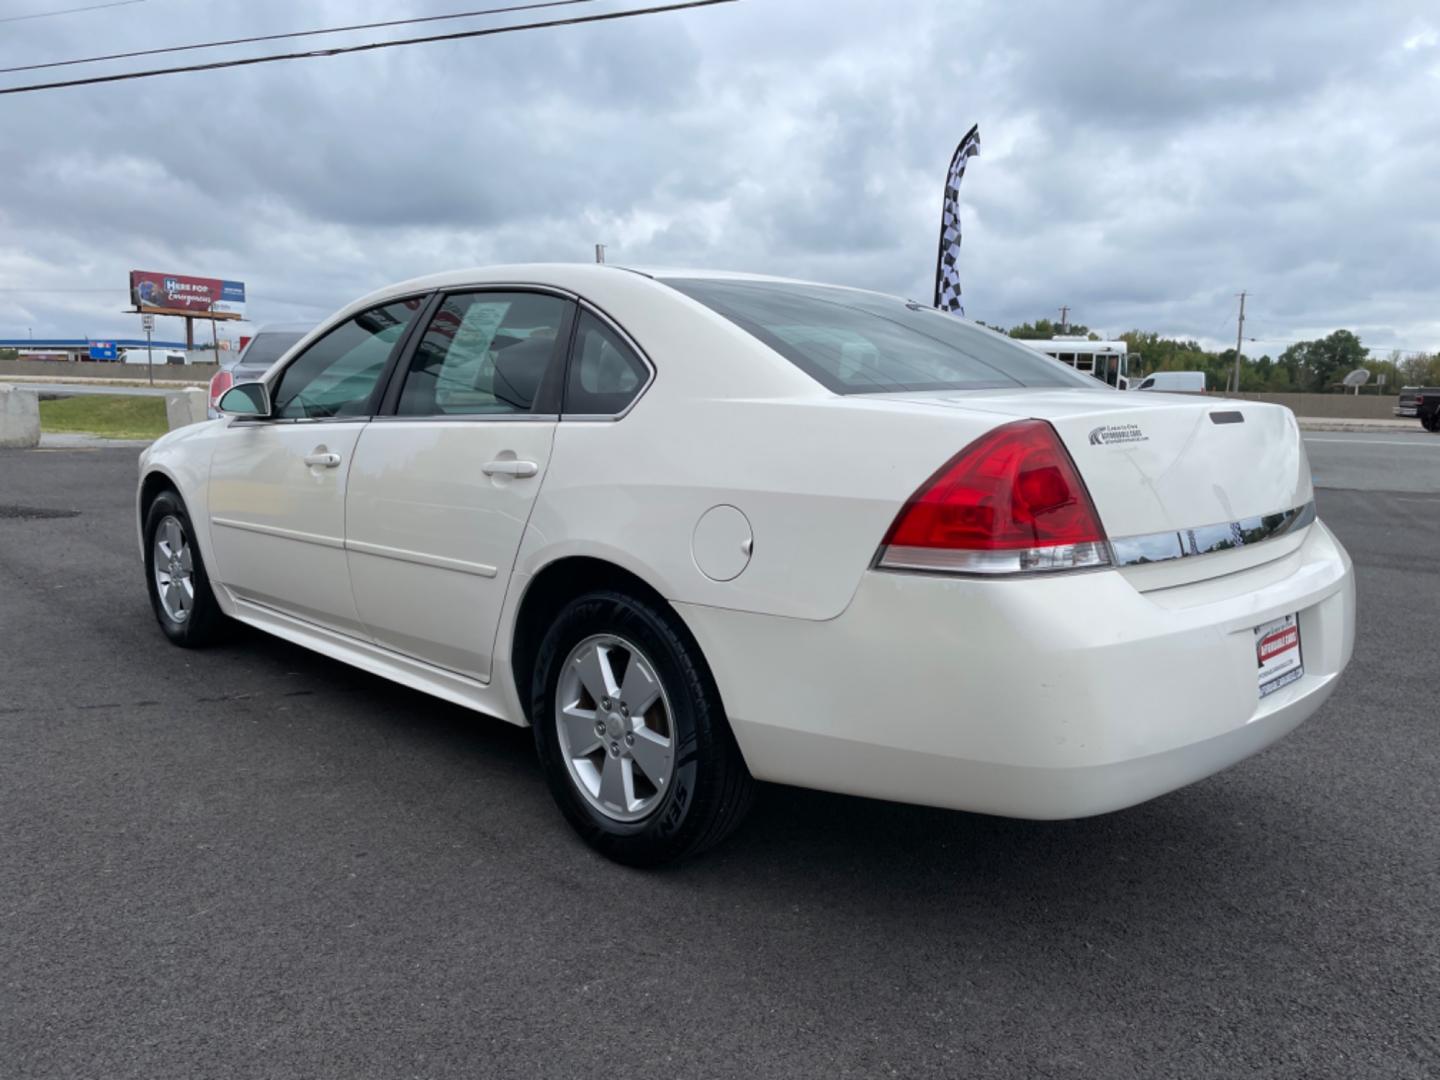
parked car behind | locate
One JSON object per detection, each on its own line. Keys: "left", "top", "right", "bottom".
{"left": 1394, "top": 386, "right": 1440, "bottom": 431}
{"left": 207, "top": 322, "right": 310, "bottom": 418}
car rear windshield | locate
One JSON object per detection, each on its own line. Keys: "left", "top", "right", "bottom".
{"left": 663, "top": 278, "right": 1095, "bottom": 394}
{"left": 233, "top": 331, "right": 306, "bottom": 372}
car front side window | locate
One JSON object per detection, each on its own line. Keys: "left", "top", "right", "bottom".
{"left": 271, "top": 298, "right": 426, "bottom": 420}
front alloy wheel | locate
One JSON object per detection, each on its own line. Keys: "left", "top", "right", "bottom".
{"left": 152, "top": 515, "right": 195, "bottom": 624}
{"left": 143, "top": 489, "right": 227, "bottom": 647}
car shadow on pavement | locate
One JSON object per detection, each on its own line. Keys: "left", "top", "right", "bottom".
{"left": 222, "top": 619, "right": 1348, "bottom": 932}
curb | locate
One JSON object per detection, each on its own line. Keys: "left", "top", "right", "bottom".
{"left": 0, "top": 374, "right": 207, "bottom": 389}
{"left": 37, "top": 432, "right": 156, "bottom": 449}
{"left": 1297, "top": 420, "right": 1426, "bottom": 434}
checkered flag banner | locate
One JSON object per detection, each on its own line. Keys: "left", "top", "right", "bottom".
{"left": 933, "top": 124, "right": 981, "bottom": 316}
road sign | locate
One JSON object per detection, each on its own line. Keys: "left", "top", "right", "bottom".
{"left": 141, "top": 314, "right": 155, "bottom": 333}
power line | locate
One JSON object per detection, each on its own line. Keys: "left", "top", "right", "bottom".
{"left": 0, "top": 0, "right": 737, "bottom": 95}
{"left": 0, "top": 0, "right": 143, "bottom": 25}
{"left": 0, "top": 0, "right": 597, "bottom": 75}
{"left": 1248, "top": 336, "right": 1437, "bottom": 354}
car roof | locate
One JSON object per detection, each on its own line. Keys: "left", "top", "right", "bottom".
{"left": 346, "top": 263, "right": 903, "bottom": 313}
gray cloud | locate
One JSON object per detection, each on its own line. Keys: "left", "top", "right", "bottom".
{"left": 1, "top": 0, "right": 1437, "bottom": 357}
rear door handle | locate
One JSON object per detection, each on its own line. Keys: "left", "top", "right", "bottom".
{"left": 482, "top": 459, "right": 539, "bottom": 478}
{"left": 304, "top": 450, "right": 342, "bottom": 468}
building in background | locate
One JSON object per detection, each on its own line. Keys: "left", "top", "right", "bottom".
{"left": 0, "top": 337, "right": 197, "bottom": 362}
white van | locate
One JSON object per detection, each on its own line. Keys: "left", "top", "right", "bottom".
{"left": 122, "top": 349, "right": 193, "bottom": 366}
{"left": 1133, "top": 371, "right": 1206, "bottom": 393}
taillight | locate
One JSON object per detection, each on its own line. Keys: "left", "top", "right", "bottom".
{"left": 209, "top": 368, "right": 233, "bottom": 408}
{"left": 875, "top": 419, "right": 1112, "bottom": 575}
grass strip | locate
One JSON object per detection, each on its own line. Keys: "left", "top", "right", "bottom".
{"left": 39, "top": 395, "right": 169, "bottom": 440}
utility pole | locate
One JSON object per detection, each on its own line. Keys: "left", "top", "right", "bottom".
{"left": 1058, "top": 305, "right": 1070, "bottom": 334}
{"left": 1231, "top": 291, "right": 1247, "bottom": 393}
{"left": 594, "top": 244, "right": 606, "bottom": 265}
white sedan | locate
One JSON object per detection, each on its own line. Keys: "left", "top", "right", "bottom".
{"left": 137, "top": 265, "right": 1355, "bottom": 864}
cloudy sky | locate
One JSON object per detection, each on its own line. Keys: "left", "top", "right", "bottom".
{"left": 1, "top": 0, "right": 1437, "bottom": 357}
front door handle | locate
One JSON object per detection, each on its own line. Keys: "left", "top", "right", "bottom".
{"left": 482, "top": 459, "right": 539, "bottom": 478}
{"left": 304, "top": 449, "right": 342, "bottom": 468}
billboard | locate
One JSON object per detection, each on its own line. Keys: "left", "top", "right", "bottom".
{"left": 130, "top": 270, "right": 246, "bottom": 320}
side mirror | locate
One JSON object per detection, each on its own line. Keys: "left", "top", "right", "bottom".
{"left": 218, "top": 381, "right": 271, "bottom": 418}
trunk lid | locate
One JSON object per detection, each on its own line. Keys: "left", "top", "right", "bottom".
{"left": 883, "top": 388, "right": 1312, "bottom": 565}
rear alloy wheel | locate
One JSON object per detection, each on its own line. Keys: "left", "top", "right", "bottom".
{"left": 556, "top": 634, "right": 676, "bottom": 823}
{"left": 143, "top": 490, "right": 227, "bottom": 647}
{"left": 532, "top": 590, "right": 755, "bottom": 866}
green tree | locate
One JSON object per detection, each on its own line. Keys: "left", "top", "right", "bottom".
{"left": 1398, "top": 352, "right": 1440, "bottom": 387}
{"left": 1280, "top": 330, "right": 1367, "bottom": 392}
{"left": 1007, "top": 318, "right": 1093, "bottom": 340}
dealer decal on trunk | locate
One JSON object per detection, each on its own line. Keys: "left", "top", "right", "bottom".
{"left": 1088, "top": 424, "right": 1149, "bottom": 446}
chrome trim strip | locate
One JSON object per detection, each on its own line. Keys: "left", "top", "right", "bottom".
{"left": 228, "top": 416, "right": 369, "bottom": 427}
{"left": 367, "top": 413, "right": 558, "bottom": 424}
{"left": 1111, "top": 501, "right": 1315, "bottom": 568}
{"left": 211, "top": 517, "right": 345, "bottom": 550}
{"left": 344, "top": 539, "right": 498, "bottom": 578}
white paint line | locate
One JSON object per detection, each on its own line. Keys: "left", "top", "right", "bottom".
{"left": 1303, "top": 438, "right": 1440, "bottom": 448}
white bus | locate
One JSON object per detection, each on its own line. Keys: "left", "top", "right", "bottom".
{"left": 1022, "top": 337, "right": 1130, "bottom": 390}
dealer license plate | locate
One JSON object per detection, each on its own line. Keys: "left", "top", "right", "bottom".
{"left": 1256, "top": 613, "right": 1303, "bottom": 698}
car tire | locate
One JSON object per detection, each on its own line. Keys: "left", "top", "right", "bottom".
{"left": 531, "top": 589, "right": 755, "bottom": 866}
{"left": 143, "top": 490, "right": 228, "bottom": 647}
{"left": 1425, "top": 413, "right": 1440, "bottom": 433}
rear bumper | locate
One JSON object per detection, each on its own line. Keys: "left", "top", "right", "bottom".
{"left": 1394, "top": 406, "right": 1417, "bottom": 417}
{"left": 676, "top": 520, "right": 1355, "bottom": 819}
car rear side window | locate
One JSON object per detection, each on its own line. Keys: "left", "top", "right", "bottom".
{"left": 564, "top": 311, "right": 650, "bottom": 415}
{"left": 397, "top": 292, "right": 571, "bottom": 417}
{"left": 663, "top": 278, "right": 1095, "bottom": 394}
{"left": 271, "top": 300, "right": 424, "bottom": 420}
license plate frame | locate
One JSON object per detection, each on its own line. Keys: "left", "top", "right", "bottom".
{"left": 1256, "top": 613, "right": 1303, "bottom": 698}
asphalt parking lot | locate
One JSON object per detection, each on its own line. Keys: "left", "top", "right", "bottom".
{"left": 2, "top": 438, "right": 1437, "bottom": 1079}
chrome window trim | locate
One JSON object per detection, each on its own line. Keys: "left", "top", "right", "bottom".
{"left": 1110, "top": 501, "right": 1316, "bottom": 568}
{"left": 249, "top": 281, "right": 651, "bottom": 423}
{"left": 424, "top": 282, "right": 578, "bottom": 302}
